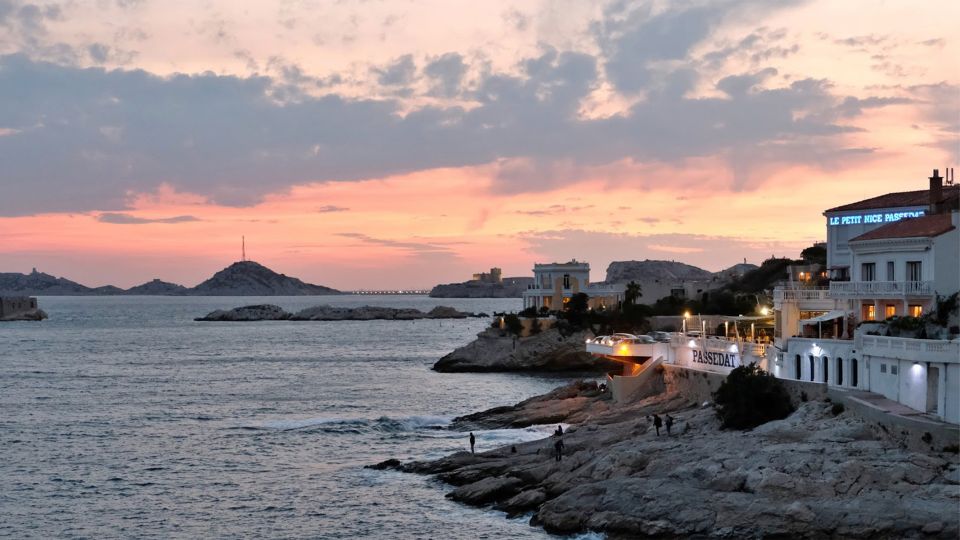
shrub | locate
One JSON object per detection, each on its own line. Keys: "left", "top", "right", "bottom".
{"left": 503, "top": 314, "right": 523, "bottom": 336}
{"left": 518, "top": 306, "right": 538, "bottom": 318}
{"left": 942, "top": 444, "right": 959, "bottom": 454}
{"left": 713, "top": 363, "right": 795, "bottom": 430}
{"left": 831, "top": 403, "right": 845, "bottom": 416}
{"left": 538, "top": 306, "right": 551, "bottom": 316}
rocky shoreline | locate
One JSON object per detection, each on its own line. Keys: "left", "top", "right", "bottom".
{"left": 195, "top": 304, "right": 482, "bottom": 322}
{"left": 433, "top": 327, "right": 616, "bottom": 372}
{"left": 0, "top": 308, "right": 48, "bottom": 321}
{"left": 375, "top": 377, "right": 960, "bottom": 538}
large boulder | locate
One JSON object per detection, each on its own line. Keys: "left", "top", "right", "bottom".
{"left": 433, "top": 327, "right": 608, "bottom": 372}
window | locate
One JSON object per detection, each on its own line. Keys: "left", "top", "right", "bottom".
{"left": 884, "top": 305, "right": 896, "bottom": 319}
{"left": 795, "top": 355, "right": 802, "bottom": 380}
{"left": 880, "top": 363, "right": 887, "bottom": 374}
{"left": 886, "top": 261, "right": 895, "bottom": 281}
{"left": 821, "top": 357, "right": 829, "bottom": 383}
{"left": 906, "top": 261, "right": 922, "bottom": 281}
{"left": 862, "top": 304, "right": 876, "bottom": 321}
{"left": 808, "top": 355, "right": 815, "bottom": 382}
{"left": 891, "top": 364, "right": 898, "bottom": 375}
{"left": 563, "top": 274, "right": 570, "bottom": 289}
{"left": 836, "top": 358, "right": 843, "bottom": 386}
{"left": 909, "top": 305, "right": 923, "bottom": 317}
{"left": 861, "top": 262, "right": 876, "bottom": 281}
{"left": 851, "top": 358, "right": 858, "bottom": 388}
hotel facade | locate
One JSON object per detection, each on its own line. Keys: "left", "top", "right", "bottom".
{"left": 588, "top": 170, "right": 960, "bottom": 424}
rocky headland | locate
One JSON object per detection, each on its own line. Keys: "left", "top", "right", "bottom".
{"left": 433, "top": 327, "right": 613, "bottom": 373}
{"left": 195, "top": 304, "right": 480, "bottom": 322}
{"left": 378, "top": 377, "right": 960, "bottom": 538}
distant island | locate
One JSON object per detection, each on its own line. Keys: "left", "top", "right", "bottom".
{"left": 0, "top": 261, "right": 341, "bottom": 296}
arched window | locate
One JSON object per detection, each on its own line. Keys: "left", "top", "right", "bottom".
{"left": 809, "top": 355, "right": 815, "bottom": 382}
{"left": 836, "top": 357, "right": 844, "bottom": 386}
{"left": 821, "top": 356, "right": 829, "bottom": 383}
{"left": 795, "top": 355, "right": 802, "bottom": 380}
{"left": 851, "top": 358, "right": 858, "bottom": 388}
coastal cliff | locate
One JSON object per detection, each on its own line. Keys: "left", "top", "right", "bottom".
{"left": 386, "top": 377, "right": 960, "bottom": 538}
{"left": 432, "top": 327, "right": 609, "bottom": 372}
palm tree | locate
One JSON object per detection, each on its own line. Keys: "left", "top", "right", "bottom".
{"left": 624, "top": 281, "right": 642, "bottom": 307}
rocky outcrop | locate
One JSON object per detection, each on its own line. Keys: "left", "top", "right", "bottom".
{"left": 394, "top": 379, "right": 960, "bottom": 539}
{"left": 196, "top": 304, "right": 478, "bottom": 321}
{"left": 603, "top": 260, "right": 713, "bottom": 284}
{"left": 0, "top": 269, "right": 108, "bottom": 296}
{"left": 190, "top": 261, "right": 340, "bottom": 296}
{"left": 429, "top": 277, "right": 534, "bottom": 298}
{"left": 432, "top": 327, "right": 610, "bottom": 373}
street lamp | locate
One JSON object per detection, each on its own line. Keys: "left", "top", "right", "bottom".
{"left": 683, "top": 311, "right": 691, "bottom": 333}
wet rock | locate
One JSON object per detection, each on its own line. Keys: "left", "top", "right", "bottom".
{"left": 433, "top": 327, "right": 615, "bottom": 372}
{"left": 365, "top": 458, "right": 401, "bottom": 470}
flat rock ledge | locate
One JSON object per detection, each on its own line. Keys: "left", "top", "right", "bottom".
{"left": 195, "top": 304, "right": 481, "bottom": 322}
{"left": 433, "top": 327, "right": 616, "bottom": 373}
{"left": 376, "top": 381, "right": 960, "bottom": 539}
{"left": 0, "top": 309, "right": 48, "bottom": 321}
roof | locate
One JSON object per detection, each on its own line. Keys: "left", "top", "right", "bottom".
{"left": 801, "top": 310, "right": 849, "bottom": 325}
{"left": 825, "top": 185, "right": 959, "bottom": 213}
{"left": 850, "top": 213, "right": 956, "bottom": 242}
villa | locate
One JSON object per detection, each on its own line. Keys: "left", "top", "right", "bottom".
{"left": 522, "top": 260, "right": 625, "bottom": 311}
{"left": 587, "top": 169, "right": 960, "bottom": 425}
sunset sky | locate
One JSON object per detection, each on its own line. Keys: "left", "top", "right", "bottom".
{"left": 0, "top": 0, "right": 957, "bottom": 289}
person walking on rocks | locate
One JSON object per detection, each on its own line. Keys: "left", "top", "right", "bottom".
{"left": 653, "top": 414, "right": 663, "bottom": 436}
{"left": 554, "top": 437, "right": 564, "bottom": 461}
{"left": 469, "top": 432, "right": 476, "bottom": 454}
{"left": 665, "top": 415, "right": 674, "bottom": 436}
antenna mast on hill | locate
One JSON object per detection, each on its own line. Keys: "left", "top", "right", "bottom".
{"left": 242, "top": 236, "right": 246, "bottom": 262}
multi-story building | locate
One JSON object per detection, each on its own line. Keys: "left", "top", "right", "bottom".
{"left": 775, "top": 169, "right": 959, "bottom": 423}
{"left": 522, "top": 260, "right": 624, "bottom": 310}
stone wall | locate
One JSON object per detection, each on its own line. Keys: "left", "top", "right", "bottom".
{"left": 661, "top": 364, "right": 827, "bottom": 407}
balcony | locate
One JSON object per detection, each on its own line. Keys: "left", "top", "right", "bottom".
{"left": 828, "top": 280, "right": 933, "bottom": 298}
{"left": 773, "top": 287, "right": 830, "bottom": 302}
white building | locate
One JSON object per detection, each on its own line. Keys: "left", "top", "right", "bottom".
{"left": 775, "top": 169, "right": 959, "bottom": 423}
{"left": 522, "top": 260, "right": 625, "bottom": 311}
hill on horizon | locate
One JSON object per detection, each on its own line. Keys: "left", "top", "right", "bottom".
{"left": 0, "top": 261, "right": 341, "bottom": 296}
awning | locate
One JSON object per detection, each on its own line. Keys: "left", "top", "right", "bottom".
{"left": 800, "top": 310, "right": 848, "bottom": 325}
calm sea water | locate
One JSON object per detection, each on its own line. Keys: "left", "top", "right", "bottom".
{"left": 0, "top": 296, "right": 595, "bottom": 539}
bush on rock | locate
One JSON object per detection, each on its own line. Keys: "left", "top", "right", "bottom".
{"left": 713, "top": 363, "right": 794, "bottom": 430}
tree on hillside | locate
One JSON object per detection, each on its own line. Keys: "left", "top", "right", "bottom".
{"left": 800, "top": 244, "right": 827, "bottom": 266}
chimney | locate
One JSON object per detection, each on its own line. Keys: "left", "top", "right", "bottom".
{"left": 929, "top": 168, "right": 943, "bottom": 214}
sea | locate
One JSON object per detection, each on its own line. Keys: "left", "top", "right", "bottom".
{"left": 0, "top": 295, "right": 600, "bottom": 539}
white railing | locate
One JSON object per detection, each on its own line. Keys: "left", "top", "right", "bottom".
{"left": 829, "top": 281, "right": 933, "bottom": 297}
{"left": 773, "top": 287, "right": 830, "bottom": 302}
{"left": 861, "top": 335, "right": 960, "bottom": 363}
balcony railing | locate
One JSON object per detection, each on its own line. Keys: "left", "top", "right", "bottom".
{"left": 773, "top": 287, "right": 830, "bottom": 302}
{"left": 861, "top": 335, "right": 960, "bottom": 363}
{"left": 828, "top": 280, "right": 933, "bottom": 298}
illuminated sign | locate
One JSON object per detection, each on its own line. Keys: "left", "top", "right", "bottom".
{"left": 692, "top": 349, "right": 739, "bottom": 368}
{"left": 828, "top": 210, "right": 925, "bottom": 226}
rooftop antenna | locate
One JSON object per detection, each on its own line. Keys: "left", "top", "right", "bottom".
{"left": 242, "top": 236, "right": 246, "bottom": 262}
{"left": 947, "top": 167, "right": 955, "bottom": 186}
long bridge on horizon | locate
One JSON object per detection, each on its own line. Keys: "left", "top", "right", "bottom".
{"left": 345, "top": 289, "right": 432, "bottom": 295}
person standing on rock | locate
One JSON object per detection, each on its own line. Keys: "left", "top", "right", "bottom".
{"left": 555, "top": 425, "right": 563, "bottom": 436}
{"left": 554, "top": 437, "right": 564, "bottom": 461}
{"left": 469, "top": 432, "right": 476, "bottom": 454}
{"left": 653, "top": 414, "right": 663, "bottom": 436}
{"left": 665, "top": 415, "right": 674, "bottom": 436}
